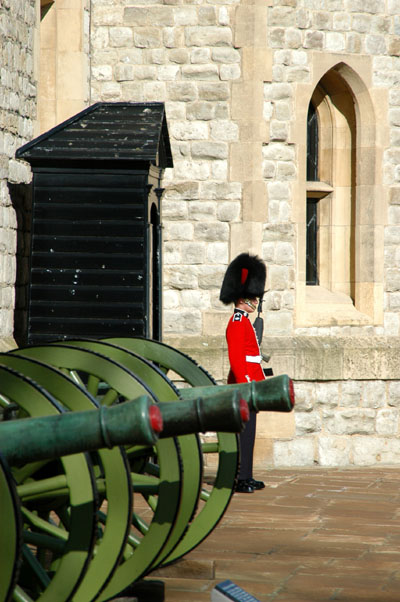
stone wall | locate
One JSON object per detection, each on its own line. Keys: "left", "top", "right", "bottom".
{"left": 89, "top": 0, "right": 400, "bottom": 339}
{"left": 0, "top": 0, "right": 36, "bottom": 348}
{"left": 284, "top": 377, "right": 400, "bottom": 467}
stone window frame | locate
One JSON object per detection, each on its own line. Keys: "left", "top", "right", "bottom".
{"left": 295, "top": 59, "right": 386, "bottom": 328}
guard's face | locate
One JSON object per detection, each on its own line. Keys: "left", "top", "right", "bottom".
{"left": 238, "top": 298, "right": 258, "bottom": 312}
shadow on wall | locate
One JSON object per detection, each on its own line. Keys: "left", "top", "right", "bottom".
{"left": 8, "top": 182, "right": 32, "bottom": 347}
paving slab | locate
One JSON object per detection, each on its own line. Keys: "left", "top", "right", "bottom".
{"left": 153, "top": 467, "right": 400, "bottom": 601}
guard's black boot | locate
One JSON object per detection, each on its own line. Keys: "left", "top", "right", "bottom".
{"left": 247, "top": 477, "right": 265, "bottom": 490}
{"left": 235, "top": 479, "right": 254, "bottom": 493}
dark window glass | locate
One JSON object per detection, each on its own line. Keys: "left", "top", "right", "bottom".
{"left": 306, "top": 198, "right": 318, "bottom": 285}
{"left": 307, "top": 103, "right": 318, "bottom": 181}
{"left": 306, "top": 101, "right": 319, "bottom": 285}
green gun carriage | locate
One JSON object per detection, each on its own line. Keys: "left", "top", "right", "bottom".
{"left": 0, "top": 337, "right": 294, "bottom": 602}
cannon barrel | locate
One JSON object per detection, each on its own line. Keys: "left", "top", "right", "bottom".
{"left": 0, "top": 395, "right": 163, "bottom": 465}
{"left": 0, "top": 389, "right": 250, "bottom": 465}
{"left": 158, "top": 389, "right": 249, "bottom": 437}
{"left": 178, "top": 374, "right": 295, "bottom": 413}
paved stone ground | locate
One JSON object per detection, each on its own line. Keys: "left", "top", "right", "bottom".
{"left": 152, "top": 468, "right": 400, "bottom": 602}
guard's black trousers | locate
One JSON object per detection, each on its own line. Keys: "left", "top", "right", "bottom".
{"left": 237, "top": 410, "right": 257, "bottom": 480}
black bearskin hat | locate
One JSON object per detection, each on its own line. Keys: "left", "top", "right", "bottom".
{"left": 219, "top": 253, "right": 266, "bottom": 305}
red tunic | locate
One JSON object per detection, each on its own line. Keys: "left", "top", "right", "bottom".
{"left": 226, "top": 309, "right": 265, "bottom": 384}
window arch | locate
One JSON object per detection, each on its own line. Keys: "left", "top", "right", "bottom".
{"left": 296, "top": 62, "right": 384, "bottom": 327}
{"left": 306, "top": 72, "right": 355, "bottom": 300}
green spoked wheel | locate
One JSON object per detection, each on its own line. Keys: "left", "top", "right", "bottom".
{"left": 0, "top": 453, "right": 22, "bottom": 602}
{"left": 103, "top": 337, "right": 240, "bottom": 566}
{"left": 0, "top": 354, "right": 133, "bottom": 602}
{"left": 9, "top": 344, "right": 192, "bottom": 600}
{"left": 0, "top": 363, "right": 97, "bottom": 602}
{"left": 45, "top": 340, "right": 203, "bottom": 569}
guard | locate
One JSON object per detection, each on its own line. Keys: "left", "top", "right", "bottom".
{"left": 219, "top": 253, "right": 267, "bottom": 493}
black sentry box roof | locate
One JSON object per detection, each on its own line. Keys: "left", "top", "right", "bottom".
{"left": 16, "top": 102, "right": 173, "bottom": 168}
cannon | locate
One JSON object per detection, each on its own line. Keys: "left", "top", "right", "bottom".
{"left": 0, "top": 337, "right": 295, "bottom": 602}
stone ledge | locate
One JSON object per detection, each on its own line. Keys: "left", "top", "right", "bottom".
{"left": 263, "top": 336, "right": 400, "bottom": 381}
{"left": 164, "top": 335, "right": 400, "bottom": 382}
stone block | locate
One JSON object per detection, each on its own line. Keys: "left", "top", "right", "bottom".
{"left": 264, "top": 310, "right": 293, "bottom": 335}
{"left": 198, "top": 6, "right": 216, "bottom": 26}
{"left": 163, "top": 27, "right": 184, "bottom": 49}
{"left": 267, "top": 180, "right": 291, "bottom": 201}
{"left": 198, "top": 83, "right": 230, "bottom": 101}
{"left": 202, "top": 312, "right": 228, "bottom": 340}
{"left": 174, "top": 160, "right": 210, "bottom": 181}
{"left": 352, "top": 436, "right": 400, "bottom": 466}
{"left": 230, "top": 141, "right": 262, "bottom": 181}
{"left": 186, "top": 102, "right": 214, "bottom": 121}
{"left": 157, "top": 65, "right": 180, "bottom": 81}
{"left": 268, "top": 265, "right": 291, "bottom": 291}
{"left": 185, "top": 26, "right": 232, "bottom": 47}
{"left": 273, "top": 437, "right": 315, "bottom": 467}
{"left": 212, "top": 47, "right": 240, "bottom": 63}
{"left": 164, "top": 266, "right": 198, "bottom": 290}
{"left": 163, "top": 290, "right": 180, "bottom": 309}
{"left": 191, "top": 141, "right": 228, "bottom": 160}
{"left": 326, "top": 408, "right": 376, "bottom": 435}
{"left": 388, "top": 205, "right": 400, "bottom": 224}
{"left": 295, "top": 411, "right": 321, "bottom": 435}
{"left": 196, "top": 264, "right": 229, "bottom": 289}
{"left": 206, "top": 242, "right": 229, "bottom": 264}
{"left": 220, "top": 64, "right": 241, "bottom": 80}
{"left": 275, "top": 242, "right": 295, "bottom": 266}
{"left": 181, "top": 289, "right": 210, "bottom": 309}
{"left": 182, "top": 64, "right": 219, "bottom": 80}
{"left": 173, "top": 7, "right": 198, "bottom": 26}
{"left": 164, "top": 181, "right": 199, "bottom": 201}
{"left": 163, "top": 221, "right": 193, "bottom": 241}
{"left": 200, "top": 181, "right": 241, "bottom": 201}
{"left": 304, "top": 30, "right": 324, "bottom": 49}
{"left": 315, "top": 382, "right": 340, "bottom": 409}
{"left": 167, "top": 82, "right": 197, "bottom": 102}
{"left": 253, "top": 437, "right": 274, "bottom": 468}
{"left": 389, "top": 187, "right": 400, "bottom": 204}
{"left": 365, "top": 34, "right": 386, "bottom": 54}
{"left": 361, "top": 380, "right": 386, "bottom": 409}
{"left": 291, "top": 381, "right": 315, "bottom": 411}
{"left": 109, "top": 26, "right": 133, "bottom": 47}
{"left": 169, "top": 48, "right": 189, "bottom": 64}
{"left": 164, "top": 242, "right": 182, "bottom": 265}
{"left": 270, "top": 120, "right": 289, "bottom": 141}
{"left": 181, "top": 242, "right": 206, "bottom": 264}
{"left": 234, "top": 5, "right": 268, "bottom": 48}
{"left": 163, "top": 309, "right": 202, "bottom": 334}
{"left": 210, "top": 120, "right": 239, "bottom": 141}
{"left": 8, "top": 159, "right": 31, "bottom": 184}
{"left": 170, "top": 121, "right": 208, "bottom": 141}
{"left": 194, "top": 221, "right": 229, "bottom": 242}
{"left": 190, "top": 48, "right": 211, "bottom": 64}
{"left": 216, "top": 201, "right": 241, "bottom": 223}
{"left": 341, "top": 381, "right": 362, "bottom": 407}
{"left": 318, "top": 436, "right": 351, "bottom": 467}
{"left": 376, "top": 408, "right": 399, "bottom": 435}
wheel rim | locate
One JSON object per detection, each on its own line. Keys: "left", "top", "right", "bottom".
{"left": 0, "top": 453, "right": 22, "bottom": 602}
{"left": 103, "top": 337, "right": 240, "bottom": 565}
{"left": 9, "top": 345, "right": 186, "bottom": 599}
{"left": 0, "top": 354, "right": 133, "bottom": 602}
{"left": 0, "top": 363, "right": 97, "bottom": 602}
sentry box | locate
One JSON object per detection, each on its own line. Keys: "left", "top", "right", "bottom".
{"left": 15, "top": 102, "right": 173, "bottom": 344}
